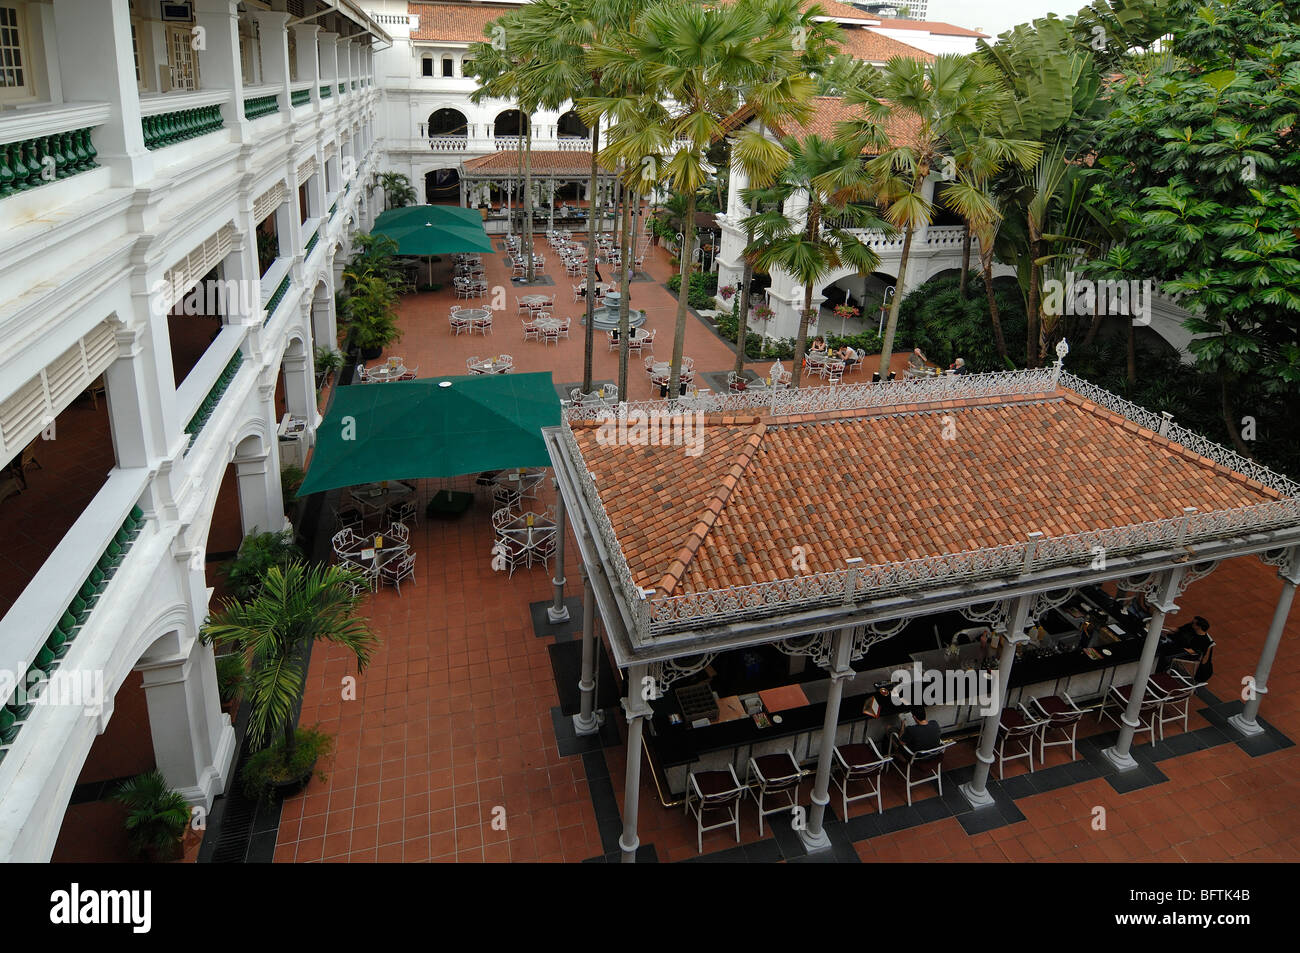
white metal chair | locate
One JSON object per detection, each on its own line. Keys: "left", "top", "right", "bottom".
{"left": 449, "top": 311, "right": 472, "bottom": 335}
{"left": 331, "top": 527, "right": 358, "bottom": 557}
{"left": 339, "top": 557, "right": 378, "bottom": 594}
{"left": 832, "top": 739, "right": 891, "bottom": 818}
{"left": 472, "top": 312, "right": 493, "bottom": 335}
{"left": 685, "top": 764, "right": 744, "bottom": 854}
{"left": 1152, "top": 671, "right": 1201, "bottom": 739}
{"left": 995, "top": 707, "right": 1046, "bottom": 779}
{"left": 466, "top": 355, "right": 481, "bottom": 373}
{"left": 1029, "top": 693, "right": 1089, "bottom": 763}
{"left": 889, "top": 736, "right": 951, "bottom": 806}
{"left": 745, "top": 751, "right": 802, "bottom": 836}
{"left": 1099, "top": 683, "right": 1164, "bottom": 745}
{"left": 522, "top": 317, "right": 541, "bottom": 341}
{"left": 385, "top": 497, "right": 415, "bottom": 527}
{"left": 385, "top": 521, "right": 410, "bottom": 544}
{"left": 492, "top": 532, "right": 529, "bottom": 578}
{"left": 380, "top": 551, "right": 416, "bottom": 594}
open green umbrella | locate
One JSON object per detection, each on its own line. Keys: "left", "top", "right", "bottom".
{"left": 372, "top": 206, "right": 495, "bottom": 283}
{"left": 297, "top": 372, "right": 561, "bottom": 496}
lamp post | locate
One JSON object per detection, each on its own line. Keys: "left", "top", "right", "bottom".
{"left": 877, "top": 286, "right": 895, "bottom": 336}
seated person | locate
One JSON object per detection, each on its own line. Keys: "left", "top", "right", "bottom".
{"left": 1171, "top": 616, "right": 1212, "bottom": 658}
{"left": 908, "top": 346, "right": 928, "bottom": 370}
{"left": 951, "top": 357, "right": 970, "bottom": 375}
{"left": 810, "top": 336, "right": 829, "bottom": 355}
{"left": 896, "top": 706, "right": 942, "bottom": 753}
{"left": 837, "top": 344, "right": 859, "bottom": 369}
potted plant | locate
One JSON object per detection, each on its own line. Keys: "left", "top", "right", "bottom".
{"left": 343, "top": 275, "right": 401, "bottom": 360}
{"left": 202, "top": 561, "right": 377, "bottom": 803}
{"left": 752, "top": 304, "right": 774, "bottom": 322}
{"left": 313, "top": 346, "right": 343, "bottom": 388}
{"left": 112, "top": 770, "right": 190, "bottom": 862}
{"left": 215, "top": 652, "right": 247, "bottom": 717}
{"left": 222, "top": 530, "right": 302, "bottom": 603}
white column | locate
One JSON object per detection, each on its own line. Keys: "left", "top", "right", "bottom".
{"left": 1104, "top": 567, "right": 1184, "bottom": 769}
{"left": 548, "top": 491, "right": 570, "bottom": 622}
{"left": 800, "top": 627, "right": 852, "bottom": 851}
{"left": 290, "top": 22, "right": 320, "bottom": 105}
{"left": 574, "top": 568, "right": 601, "bottom": 735}
{"left": 250, "top": 10, "right": 291, "bottom": 119}
{"left": 960, "top": 594, "right": 1032, "bottom": 807}
{"left": 318, "top": 31, "right": 340, "bottom": 100}
{"left": 51, "top": 0, "right": 153, "bottom": 187}
{"left": 282, "top": 341, "right": 316, "bottom": 426}
{"left": 1230, "top": 547, "right": 1300, "bottom": 735}
{"left": 620, "top": 662, "right": 652, "bottom": 863}
{"left": 135, "top": 625, "right": 236, "bottom": 810}
{"left": 233, "top": 406, "right": 285, "bottom": 535}
{"left": 193, "top": 0, "right": 246, "bottom": 133}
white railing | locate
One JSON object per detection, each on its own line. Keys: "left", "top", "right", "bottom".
{"left": 428, "top": 136, "right": 468, "bottom": 151}
{"left": 556, "top": 137, "right": 593, "bottom": 151}
{"left": 138, "top": 88, "right": 229, "bottom": 117}
{"left": 0, "top": 101, "right": 111, "bottom": 146}
{"left": 560, "top": 368, "right": 1300, "bottom": 640}
{"left": 0, "top": 466, "right": 150, "bottom": 693}
{"left": 494, "top": 136, "right": 521, "bottom": 151}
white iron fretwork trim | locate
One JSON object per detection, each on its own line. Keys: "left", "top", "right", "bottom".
{"left": 649, "top": 653, "right": 716, "bottom": 695}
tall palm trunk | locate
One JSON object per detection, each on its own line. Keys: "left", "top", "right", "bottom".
{"left": 733, "top": 253, "right": 755, "bottom": 374}
{"left": 524, "top": 117, "right": 535, "bottom": 283}
{"left": 668, "top": 190, "right": 696, "bottom": 395}
{"left": 1026, "top": 230, "right": 1042, "bottom": 368}
{"left": 1082, "top": 293, "right": 1103, "bottom": 348}
{"left": 981, "top": 251, "right": 1007, "bottom": 361}
{"left": 617, "top": 184, "right": 635, "bottom": 399}
{"left": 581, "top": 125, "right": 602, "bottom": 392}
{"left": 959, "top": 222, "right": 971, "bottom": 299}
{"left": 1220, "top": 369, "right": 1252, "bottom": 457}
{"left": 878, "top": 222, "right": 915, "bottom": 379}
{"left": 790, "top": 203, "right": 821, "bottom": 387}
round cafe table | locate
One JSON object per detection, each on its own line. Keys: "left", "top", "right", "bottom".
{"left": 520, "top": 295, "right": 551, "bottom": 310}
{"left": 456, "top": 308, "right": 492, "bottom": 323}
{"left": 469, "top": 355, "right": 513, "bottom": 375}
{"left": 366, "top": 362, "right": 407, "bottom": 383}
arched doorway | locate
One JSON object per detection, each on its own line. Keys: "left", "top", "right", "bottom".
{"left": 493, "top": 109, "right": 529, "bottom": 137}
{"left": 556, "top": 109, "right": 588, "bottom": 141}
{"left": 426, "top": 107, "right": 468, "bottom": 139}
{"left": 425, "top": 168, "right": 461, "bottom": 205}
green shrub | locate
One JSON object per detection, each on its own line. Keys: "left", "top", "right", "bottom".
{"left": 222, "top": 530, "right": 302, "bottom": 603}
{"left": 895, "top": 274, "right": 1027, "bottom": 372}
{"left": 241, "top": 727, "right": 333, "bottom": 802}
{"left": 112, "top": 770, "right": 190, "bottom": 860}
{"left": 667, "top": 271, "right": 719, "bottom": 310}
{"left": 215, "top": 653, "right": 246, "bottom": 705}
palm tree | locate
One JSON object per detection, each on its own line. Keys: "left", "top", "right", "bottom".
{"left": 378, "top": 172, "right": 416, "bottom": 210}
{"left": 203, "top": 561, "right": 378, "bottom": 757}
{"left": 590, "top": 0, "right": 811, "bottom": 394}
{"left": 744, "top": 135, "right": 890, "bottom": 385}
{"left": 838, "top": 55, "right": 1040, "bottom": 377}
{"left": 112, "top": 770, "right": 191, "bottom": 860}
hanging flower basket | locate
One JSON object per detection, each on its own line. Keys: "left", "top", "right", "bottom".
{"left": 833, "top": 304, "right": 860, "bottom": 321}
{"left": 752, "top": 305, "right": 774, "bottom": 322}
{"left": 719, "top": 285, "right": 737, "bottom": 301}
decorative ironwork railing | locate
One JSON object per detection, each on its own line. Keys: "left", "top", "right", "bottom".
{"left": 263, "top": 273, "right": 292, "bottom": 325}
{"left": 0, "top": 505, "right": 146, "bottom": 757}
{"left": 291, "top": 88, "right": 312, "bottom": 107}
{"left": 0, "top": 127, "right": 99, "bottom": 197}
{"left": 184, "top": 351, "right": 243, "bottom": 448}
{"left": 141, "top": 105, "right": 224, "bottom": 150}
{"left": 562, "top": 367, "right": 1060, "bottom": 423}
{"left": 556, "top": 137, "right": 593, "bottom": 152}
{"left": 243, "top": 95, "right": 279, "bottom": 120}
{"left": 428, "top": 136, "right": 468, "bottom": 152}
{"left": 559, "top": 367, "right": 1300, "bottom": 640}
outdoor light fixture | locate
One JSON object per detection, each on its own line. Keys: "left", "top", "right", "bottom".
{"left": 438, "top": 380, "right": 452, "bottom": 388}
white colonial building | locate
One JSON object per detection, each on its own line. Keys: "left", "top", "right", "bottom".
{"left": 0, "top": 0, "right": 386, "bottom": 861}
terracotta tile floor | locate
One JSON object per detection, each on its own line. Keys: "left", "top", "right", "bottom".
{"left": 273, "top": 240, "right": 1300, "bottom": 862}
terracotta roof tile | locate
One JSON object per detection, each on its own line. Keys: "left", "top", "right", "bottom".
{"left": 569, "top": 390, "right": 1283, "bottom": 597}
{"left": 463, "top": 150, "right": 598, "bottom": 174}
{"left": 838, "top": 26, "right": 936, "bottom": 64}
{"left": 409, "top": 2, "right": 519, "bottom": 43}
{"left": 870, "top": 18, "right": 988, "bottom": 38}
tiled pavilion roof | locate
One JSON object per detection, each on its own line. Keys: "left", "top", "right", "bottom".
{"left": 462, "top": 151, "right": 606, "bottom": 174}
{"left": 409, "top": 2, "right": 522, "bottom": 43}
{"left": 763, "top": 95, "right": 922, "bottom": 150}
{"left": 568, "top": 386, "right": 1284, "bottom": 598}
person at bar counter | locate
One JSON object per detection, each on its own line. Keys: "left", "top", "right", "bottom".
{"left": 1161, "top": 616, "right": 1212, "bottom": 673}
{"left": 894, "top": 706, "right": 942, "bottom": 753}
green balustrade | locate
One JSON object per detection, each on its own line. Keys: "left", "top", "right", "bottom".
{"left": 263, "top": 274, "right": 292, "bottom": 326}
{"left": 184, "top": 350, "right": 244, "bottom": 445}
{"left": 141, "top": 105, "right": 224, "bottom": 151}
{"left": 305, "top": 229, "right": 319, "bottom": 255}
{"left": 291, "top": 88, "right": 311, "bottom": 107}
{"left": 0, "top": 127, "right": 99, "bottom": 198}
{"left": 243, "top": 95, "right": 279, "bottom": 120}
{"left": 320, "top": 84, "right": 332, "bottom": 99}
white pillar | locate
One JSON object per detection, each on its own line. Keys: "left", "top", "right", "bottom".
{"left": 1230, "top": 547, "right": 1300, "bottom": 735}
{"left": 1104, "top": 567, "right": 1184, "bottom": 769}
{"left": 960, "top": 594, "right": 1032, "bottom": 807}
{"left": 193, "top": 0, "right": 245, "bottom": 133}
{"left": 800, "top": 627, "right": 852, "bottom": 851}
{"left": 51, "top": 0, "right": 153, "bottom": 188}
{"left": 250, "top": 9, "right": 291, "bottom": 119}
{"left": 548, "top": 491, "right": 570, "bottom": 623}
{"left": 282, "top": 340, "right": 316, "bottom": 425}
{"left": 290, "top": 22, "right": 321, "bottom": 105}
{"left": 574, "top": 568, "right": 601, "bottom": 735}
{"left": 233, "top": 423, "right": 285, "bottom": 535}
{"left": 619, "top": 663, "right": 652, "bottom": 863}
{"left": 135, "top": 626, "right": 236, "bottom": 810}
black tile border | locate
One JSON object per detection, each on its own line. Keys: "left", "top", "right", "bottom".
{"left": 530, "top": 596, "right": 584, "bottom": 642}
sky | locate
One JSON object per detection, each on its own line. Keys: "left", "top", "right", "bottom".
{"left": 925, "top": 0, "right": 1085, "bottom": 40}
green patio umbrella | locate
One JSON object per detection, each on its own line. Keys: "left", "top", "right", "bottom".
{"left": 296, "top": 372, "right": 561, "bottom": 497}
{"left": 372, "top": 206, "right": 495, "bottom": 284}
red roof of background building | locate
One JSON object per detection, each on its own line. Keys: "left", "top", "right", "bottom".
{"left": 409, "top": 2, "right": 521, "bottom": 43}
{"left": 871, "top": 17, "right": 988, "bottom": 38}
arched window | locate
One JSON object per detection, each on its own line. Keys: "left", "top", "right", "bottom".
{"left": 442, "top": 55, "right": 454, "bottom": 77}
{"left": 557, "top": 110, "right": 589, "bottom": 139}
{"left": 493, "top": 109, "right": 529, "bottom": 137}
{"left": 421, "top": 55, "right": 433, "bottom": 77}
{"left": 427, "top": 108, "right": 469, "bottom": 138}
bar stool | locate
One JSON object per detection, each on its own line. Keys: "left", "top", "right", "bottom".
{"left": 1030, "top": 693, "right": 1088, "bottom": 764}
{"left": 1151, "top": 671, "right": 1199, "bottom": 739}
{"left": 746, "top": 751, "right": 802, "bottom": 836}
{"left": 888, "top": 736, "right": 950, "bottom": 805}
{"left": 1098, "top": 682, "right": 1165, "bottom": 744}
{"left": 685, "top": 765, "right": 745, "bottom": 854}
{"left": 995, "top": 707, "right": 1045, "bottom": 779}
{"left": 832, "top": 739, "right": 891, "bottom": 817}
